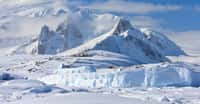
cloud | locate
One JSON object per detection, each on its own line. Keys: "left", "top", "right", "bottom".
{"left": 130, "top": 16, "right": 162, "bottom": 28}
{"left": 166, "top": 30, "right": 200, "bottom": 55}
{"left": 79, "top": 1, "right": 182, "bottom": 14}
{"left": 194, "top": 6, "right": 200, "bottom": 11}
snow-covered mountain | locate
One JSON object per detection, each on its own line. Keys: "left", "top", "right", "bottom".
{"left": 10, "top": 9, "right": 185, "bottom": 64}
{"left": 1, "top": 1, "right": 200, "bottom": 104}
{"left": 10, "top": 10, "right": 118, "bottom": 54}
{"left": 60, "top": 18, "right": 168, "bottom": 63}
{"left": 0, "top": 0, "right": 70, "bottom": 51}
{"left": 0, "top": 0, "right": 185, "bottom": 59}
{"left": 140, "top": 28, "right": 185, "bottom": 56}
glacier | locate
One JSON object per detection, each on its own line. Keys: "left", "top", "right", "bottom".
{"left": 40, "top": 62, "right": 200, "bottom": 88}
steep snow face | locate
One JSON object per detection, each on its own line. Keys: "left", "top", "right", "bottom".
{"left": 11, "top": 10, "right": 119, "bottom": 55}
{"left": 40, "top": 62, "right": 200, "bottom": 88}
{"left": 10, "top": 8, "right": 184, "bottom": 63}
{"left": 92, "top": 19, "right": 167, "bottom": 63}
{"left": 112, "top": 18, "right": 132, "bottom": 34}
{"left": 56, "top": 20, "right": 84, "bottom": 50}
{"left": 140, "top": 28, "right": 185, "bottom": 56}
{"left": 38, "top": 26, "right": 64, "bottom": 54}
{"left": 61, "top": 18, "right": 168, "bottom": 63}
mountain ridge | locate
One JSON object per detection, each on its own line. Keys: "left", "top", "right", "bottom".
{"left": 10, "top": 13, "right": 185, "bottom": 64}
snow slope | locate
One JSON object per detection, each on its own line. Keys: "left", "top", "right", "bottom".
{"left": 140, "top": 28, "right": 185, "bottom": 56}
{"left": 0, "top": 54, "right": 200, "bottom": 104}
{"left": 3, "top": 86, "right": 200, "bottom": 104}
{"left": 5, "top": 93, "right": 155, "bottom": 104}
{"left": 0, "top": 55, "right": 200, "bottom": 104}
{"left": 0, "top": 0, "right": 185, "bottom": 60}
{"left": 11, "top": 13, "right": 185, "bottom": 64}
{"left": 60, "top": 18, "right": 167, "bottom": 63}
{"left": 10, "top": 10, "right": 119, "bottom": 54}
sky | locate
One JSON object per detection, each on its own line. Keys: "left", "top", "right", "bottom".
{"left": 65, "top": 0, "right": 200, "bottom": 55}
{"left": 0, "top": 0, "right": 199, "bottom": 55}
{"left": 65, "top": 0, "right": 200, "bottom": 31}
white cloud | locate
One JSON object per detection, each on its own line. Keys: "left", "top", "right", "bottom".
{"left": 131, "top": 16, "right": 162, "bottom": 28}
{"left": 167, "top": 30, "right": 200, "bottom": 56}
{"left": 80, "top": 1, "right": 182, "bottom": 14}
{"left": 194, "top": 6, "right": 200, "bottom": 11}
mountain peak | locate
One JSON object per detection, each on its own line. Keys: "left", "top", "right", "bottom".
{"left": 10, "top": 10, "right": 185, "bottom": 61}
{"left": 39, "top": 25, "right": 51, "bottom": 41}
{"left": 112, "top": 18, "right": 132, "bottom": 35}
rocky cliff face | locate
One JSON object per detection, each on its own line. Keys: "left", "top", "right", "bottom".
{"left": 37, "top": 25, "right": 64, "bottom": 54}
{"left": 56, "top": 22, "right": 83, "bottom": 50}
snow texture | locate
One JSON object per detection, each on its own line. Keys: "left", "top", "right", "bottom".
{"left": 40, "top": 62, "right": 200, "bottom": 88}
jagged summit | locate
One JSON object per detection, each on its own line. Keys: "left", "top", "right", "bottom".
{"left": 10, "top": 10, "right": 185, "bottom": 64}
{"left": 60, "top": 18, "right": 168, "bottom": 63}
{"left": 112, "top": 18, "right": 133, "bottom": 35}
{"left": 62, "top": 23, "right": 83, "bottom": 50}
{"left": 38, "top": 25, "right": 54, "bottom": 54}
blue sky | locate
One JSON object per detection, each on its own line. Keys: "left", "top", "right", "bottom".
{"left": 67, "top": 0, "right": 200, "bottom": 4}
{"left": 65, "top": 0, "right": 200, "bottom": 54}
{"left": 66, "top": 0, "right": 200, "bottom": 32}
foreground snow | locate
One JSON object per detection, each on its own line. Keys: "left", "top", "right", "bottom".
{"left": 2, "top": 87, "right": 200, "bottom": 104}
{"left": 0, "top": 55, "right": 200, "bottom": 104}
{"left": 4, "top": 93, "right": 148, "bottom": 104}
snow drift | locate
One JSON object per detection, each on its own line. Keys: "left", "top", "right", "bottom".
{"left": 0, "top": 79, "right": 66, "bottom": 95}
